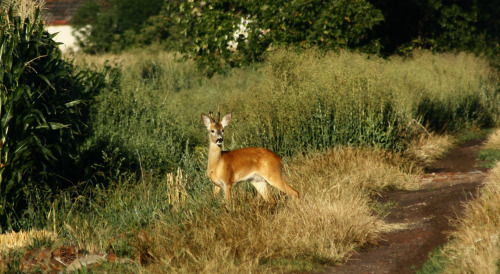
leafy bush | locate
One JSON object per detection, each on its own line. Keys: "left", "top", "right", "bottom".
{"left": 164, "top": 0, "right": 384, "bottom": 75}
{"left": 0, "top": 6, "right": 108, "bottom": 229}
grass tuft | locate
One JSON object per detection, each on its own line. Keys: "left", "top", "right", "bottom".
{"left": 441, "top": 160, "right": 500, "bottom": 273}
{"left": 407, "top": 133, "right": 454, "bottom": 168}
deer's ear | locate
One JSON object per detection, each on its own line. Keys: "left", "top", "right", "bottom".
{"left": 201, "top": 113, "right": 213, "bottom": 130}
{"left": 221, "top": 113, "right": 232, "bottom": 128}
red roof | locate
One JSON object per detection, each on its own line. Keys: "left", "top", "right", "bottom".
{"left": 44, "top": 0, "right": 87, "bottom": 26}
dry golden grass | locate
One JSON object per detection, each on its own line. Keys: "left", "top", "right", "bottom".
{"left": 483, "top": 128, "right": 500, "bottom": 150}
{"left": 0, "top": 230, "right": 55, "bottom": 252}
{"left": 132, "top": 147, "right": 418, "bottom": 273}
{"left": 166, "top": 168, "right": 189, "bottom": 211}
{"left": 287, "top": 147, "right": 420, "bottom": 195}
{"left": 0, "top": 0, "right": 44, "bottom": 24}
{"left": 442, "top": 161, "right": 500, "bottom": 273}
{"left": 406, "top": 133, "right": 454, "bottom": 167}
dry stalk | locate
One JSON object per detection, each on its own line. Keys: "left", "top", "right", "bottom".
{"left": 166, "top": 168, "right": 188, "bottom": 210}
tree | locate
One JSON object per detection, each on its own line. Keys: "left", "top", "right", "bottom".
{"left": 371, "top": 0, "right": 500, "bottom": 65}
{"left": 72, "top": 0, "right": 164, "bottom": 53}
{"left": 165, "top": 0, "right": 384, "bottom": 75}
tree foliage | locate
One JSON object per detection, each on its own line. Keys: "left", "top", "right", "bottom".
{"left": 73, "top": 0, "right": 500, "bottom": 71}
{"left": 165, "top": 0, "right": 384, "bottom": 74}
{"left": 71, "top": 0, "right": 165, "bottom": 53}
{"left": 371, "top": 0, "right": 500, "bottom": 63}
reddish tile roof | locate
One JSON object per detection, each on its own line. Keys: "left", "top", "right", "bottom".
{"left": 44, "top": 0, "right": 87, "bottom": 26}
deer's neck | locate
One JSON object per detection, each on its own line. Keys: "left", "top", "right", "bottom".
{"left": 207, "top": 142, "right": 222, "bottom": 171}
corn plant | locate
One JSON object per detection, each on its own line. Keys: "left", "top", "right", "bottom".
{"left": 0, "top": 6, "right": 107, "bottom": 230}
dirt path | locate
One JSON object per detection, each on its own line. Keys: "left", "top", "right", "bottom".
{"left": 327, "top": 139, "right": 487, "bottom": 274}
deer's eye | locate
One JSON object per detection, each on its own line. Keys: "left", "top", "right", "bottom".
{"left": 211, "top": 130, "right": 215, "bottom": 133}
{"left": 222, "top": 129, "right": 224, "bottom": 133}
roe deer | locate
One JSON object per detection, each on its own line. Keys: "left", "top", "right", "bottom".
{"left": 201, "top": 111, "right": 299, "bottom": 203}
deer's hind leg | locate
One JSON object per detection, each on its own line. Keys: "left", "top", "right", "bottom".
{"left": 251, "top": 180, "right": 276, "bottom": 204}
{"left": 263, "top": 173, "right": 299, "bottom": 200}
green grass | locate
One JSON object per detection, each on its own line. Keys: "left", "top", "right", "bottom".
{"left": 26, "top": 235, "right": 55, "bottom": 250}
{"left": 1, "top": 249, "right": 24, "bottom": 273}
{"left": 455, "top": 128, "right": 491, "bottom": 144}
{"left": 478, "top": 148, "right": 500, "bottom": 168}
{"left": 372, "top": 200, "right": 399, "bottom": 218}
{"left": 417, "top": 246, "right": 448, "bottom": 273}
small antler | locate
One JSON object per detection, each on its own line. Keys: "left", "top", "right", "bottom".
{"left": 207, "top": 110, "right": 222, "bottom": 123}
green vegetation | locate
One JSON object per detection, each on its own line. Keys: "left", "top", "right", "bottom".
{"left": 7, "top": 48, "right": 492, "bottom": 272}
{"left": 164, "top": 0, "right": 383, "bottom": 74}
{"left": 477, "top": 128, "right": 500, "bottom": 168}
{"left": 71, "top": 0, "right": 165, "bottom": 53}
{"left": 0, "top": 5, "right": 111, "bottom": 229}
{"left": 75, "top": 49, "right": 498, "bottom": 175}
{"left": 478, "top": 149, "right": 500, "bottom": 168}
{"left": 373, "top": 200, "right": 399, "bottom": 218}
{"left": 417, "top": 246, "right": 448, "bottom": 274}
{"left": 72, "top": 0, "right": 500, "bottom": 73}
{"left": 2, "top": 0, "right": 500, "bottom": 272}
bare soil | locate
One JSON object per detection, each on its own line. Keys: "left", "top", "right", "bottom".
{"left": 326, "top": 139, "right": 487, "bottom": 274}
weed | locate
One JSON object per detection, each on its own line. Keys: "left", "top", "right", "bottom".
{"left": 417, "top": 246, "right": 448, "bottom": 273}
{"left": 26, "top": 236, "right": 54, "bottom": 250}
{"left": 478, "top": 149, "right": 500, "bottom": 168}
{"left": 1, "top": 249, "right": 24, "bottom": 273}
{"left": 372, "top": 200, "right": 399, "bottom": 218}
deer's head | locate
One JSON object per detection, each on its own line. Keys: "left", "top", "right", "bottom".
{"left": 201, "top": 111, "right": 231, "bottom": 147}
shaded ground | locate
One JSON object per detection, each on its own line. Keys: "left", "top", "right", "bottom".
{"left": 327, "top": 139, "right": 487, "bottom": 274}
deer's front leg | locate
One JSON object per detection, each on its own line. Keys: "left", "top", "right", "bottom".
{"left": 213, "top": 185, "right": 221, "bottom": 197}
{"left": 224, "top": 185, "right": 232, "bottom": 203}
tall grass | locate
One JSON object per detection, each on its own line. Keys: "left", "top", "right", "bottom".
{"left": 69, "top": 48, "right": 498, "bottom": 180}
{"left": 223, "top": 49, "right": 498, "bottom": 155}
